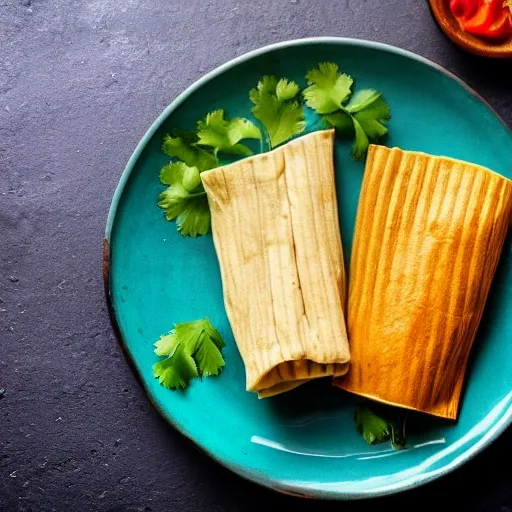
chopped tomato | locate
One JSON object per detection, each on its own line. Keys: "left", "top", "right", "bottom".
{"left": 449, "top": 0, "right": 480, "bottom": 20}
{"left": 483, "top": 9, "right": 512, "bottom": 39}
{"left": 450, "top": 0, "right": 512, "bottom": 40}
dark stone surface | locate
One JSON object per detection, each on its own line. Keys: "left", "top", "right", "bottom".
{"left": 1, "top": 0, "right": 511, "bottom": 510}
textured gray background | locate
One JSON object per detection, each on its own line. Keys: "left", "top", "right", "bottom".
{"left": 1, "top": 0, "right": 511, "bottom": 511}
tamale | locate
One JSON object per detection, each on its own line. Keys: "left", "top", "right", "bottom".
{"left": 335, "top": 145, "right": 512, "bottom": 419}
{"left": 201, "top": 130, "right": 350, "bottom": 398}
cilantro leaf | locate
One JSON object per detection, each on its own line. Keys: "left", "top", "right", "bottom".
{"left": 303, "top": 63, "right": 391, "bottom": 160}
{"left": 351, "top": 118, "right": 370, "bottom": 160}
{"left": 345, "top": 89, "right": 382, "bottom": 113}
{"left": 197, "top": 110, "right": 261, "bottom": 156}
{"left": 322, "top": 110, "right": 354, "bottom": 136}
{"left": 390, "top": 421, "right": 407, "bottom": 451}
{"left": 154, "top": 331, "right": 180, "bottom": 356}
{"left": 159, "top": 161, "right": 201, "bottom": 190}
{"left": 153, "top": 318, "right": 226, "bottom": 390}
{"left": 322, "top": 110, "right": 371, "bottom": 160}
{"left": 160, "top": 111, "right": 259, "bottom": 237}
{"left": 250, "top": 76, "right": 306, "bottom": 148}
{"left": 318, "top": 86, "right": 391, "bottom": 160}
{"left": 162, "top": 132, "right": 196, "bottom": 163}
{"left": 176, "top": 196, "right": 211, "bottom": 237}
{"left": 153, "top": 343, "right": 199, "bottom": 390}
{"left": 355, "top": 405, "right": 407, "bottom": 450}
{"left": 347, "top": 89, "right": 391, "bottom": 139}
{"left": 350, "top": 91, "right": 390, "bottom": 159}
{"left": 158, "top": 162, "right": 202, "bottom": 218}
{"left": 353, "top": 99, "right": 391, "bottom": 140}
{"left": 303, "top": 62, "right": 353, "bottom": 114}
{"left": 162, "top": 133, "right": 217, "bottom": 171}
{"left": 193, "top": 331, "right": 225, "bottom": 377}
{"left": 355, "top": 406, "right": 391, "bottom": 445}
{"left": 157, "top": 162, "right": 210, "bottom": 237}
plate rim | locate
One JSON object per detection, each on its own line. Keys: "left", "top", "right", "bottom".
{"left": 104, "top": 37, "right": 512, "bottom": 500}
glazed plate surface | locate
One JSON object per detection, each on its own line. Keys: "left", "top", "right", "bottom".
{"left": 105, "top": 38, "right": 512, "bottom": 499}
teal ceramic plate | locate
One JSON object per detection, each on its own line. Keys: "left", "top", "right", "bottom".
{"left": 104, "top": 38, "right": 512, "bottom": 499}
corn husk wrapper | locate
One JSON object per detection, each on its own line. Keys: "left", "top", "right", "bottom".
{"left": 335, "top": 145, "right": 512, "bottom": 419}
{"left": 201, "top": 130, "right": 350, "bottom": 398}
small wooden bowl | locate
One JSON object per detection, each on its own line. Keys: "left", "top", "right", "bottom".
{"left": 428, "top": 0, "right": 512, "bottom": 58}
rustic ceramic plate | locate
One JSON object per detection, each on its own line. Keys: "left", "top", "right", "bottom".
{"left": 428, "top": 0, "right": 512, "bottom": 58}
{"left": 104, "top": 38, "right": 512, "bottom": 499}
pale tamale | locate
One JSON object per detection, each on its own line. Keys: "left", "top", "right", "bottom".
{"left": 201, "top": 130, "right": 350, "bottom": 397}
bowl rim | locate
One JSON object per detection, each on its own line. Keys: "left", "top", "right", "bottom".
{"left": 104, "top": 37, "right": 512, "bottom": 500}
{"left": 427, "top": 0, "right": 512, "bottom": 59}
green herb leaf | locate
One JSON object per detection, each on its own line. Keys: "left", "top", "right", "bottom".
{"left": 157, "top": 162, "right": 210, "bottom": 236}
{"left": 197, "top": 109, "right": 261, "bottom": 156}
{"left": 345, "top": 89, "right": 382, "bottom": 114}
{"left": 161, "top": 110, "right": 258, "bottom": 237}
{"left": 176, "top": 196, "right": 211, "bottom": 237}
{"left": 321, "top": 87, "right": 391, "bottom": 160}
{"left": 390, "top": 421, "right": 407, "bottom": 451}
{"left": 153, "top": 318, "right": 226, "bottom": 390}
{"left": 159, "top": 161, "right": 201, "bottom": 190}
{"left": 348, "top": 90, "right": 391, "bottom": 139}
{"left": 158, "top": 162, "right": 201, "bottom": 218}
{"left": 154, "top": 331, "right": 180, "bottom": 356}
{"left": 250, "top": 76, "right": 306, "bottom": 148}
{"left": 355, "top": 406, "right": 407, "bottom": 450}
{"left": 303, "top": 62, "right": 353, "bottom": 114}
{"left": 162, "top": 134, "right": 217, "bottom": 171}
{"left": 355, "top": 406, "right": 391, "bottom": 445}
{"left": 322, "top": 110, "right": 354, "bottom": 136}
{"left": 153, "top": 343, "right": 199, "bottom": 390}
{"left": 351, "top": 118, "right": 370, "bottom": 160}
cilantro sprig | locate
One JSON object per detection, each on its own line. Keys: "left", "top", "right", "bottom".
{"left": 158, "top": 110, "right": 261, "bottom": 237}
{"left": 250, "top": 76, "right": 306, "bottom": 149}
{"left": 304, "top": 62, "right": 353, "bottom": 114}
{"left": 153, "top": 318, "right": 226, "bottom": 390}
{"left": 355, "top": 405, "right": 407, "bottom": 450}
{"left": 157, "top": 162, "right": 210, "bottom": 237}
{"left": 162, "top": 132, "right": 217, "bottom": 171}
{"left": 304, "top": 62, "right": 391, "bottom": 160}
{"left": 197, "top": 110, "right": 261, "bottom": 156}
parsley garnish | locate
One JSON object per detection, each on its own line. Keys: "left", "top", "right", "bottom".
{"left": 355, "top": 406, "right": 391, "bottom": 445}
